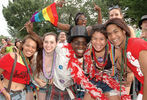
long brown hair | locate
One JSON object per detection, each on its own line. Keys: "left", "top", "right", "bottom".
{"left": 105, "top": 18, "right": 130, "bottom": 37}
{"left": 36, "top": 32, "right": 57, "bottom": 74}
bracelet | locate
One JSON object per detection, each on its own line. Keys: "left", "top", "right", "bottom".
{"left": 0, "top": 88, "right": 5, "bottom": 94}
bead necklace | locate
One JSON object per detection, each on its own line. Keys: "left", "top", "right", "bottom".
{"left": 43, "top": 49, "right": 56, "bottom": 80}
{"left": 92, "top": 44, "right": 108, "bottom": 69}
{"left": 21, "top": 51, "right": 33, "bottom": 83}
{"left": 120, "top": 37, "right": 128, "bottom": 96}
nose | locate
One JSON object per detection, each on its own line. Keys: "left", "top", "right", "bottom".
{"left": 110, "top": 33, "right": 116, "bottom": 40}
{"left": 47, "top": 42, "right": 51, "bottom": 47}
{"left": 96, "top": 39, "right": 101, "bottom": 44}
{"left": 83, "top": 20, "right": 87, "bottom": 24}
{"left": 28, "top": 47, "right": 33, "bottom": 52}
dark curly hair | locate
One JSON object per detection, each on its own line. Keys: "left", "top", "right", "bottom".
{"left": 90, "top": 24, "right": 108, "bottom": 39}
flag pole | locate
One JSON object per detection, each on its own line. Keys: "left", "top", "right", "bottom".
{"left": 18, "top": 26, "right": 25, "bottom": 32}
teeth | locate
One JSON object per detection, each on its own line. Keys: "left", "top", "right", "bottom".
{"left": 27, "top": 51, "right": 32, "bottom": 54}
{"left": 77, "top": 50, "right": 84, "bottom": 53}
{"left": 113, "top": 39, "right": 117, "bottom": 42}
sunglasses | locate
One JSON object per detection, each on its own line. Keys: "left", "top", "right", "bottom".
{"left": 79, "top": 18, "right": 87, "bottom": 21}
{"left": 109, "top": 5, "right": 119, "bottom": 11}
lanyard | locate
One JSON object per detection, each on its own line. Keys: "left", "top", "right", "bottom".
{"left": 21, "top": 51, "right": 33, "bottom": 82}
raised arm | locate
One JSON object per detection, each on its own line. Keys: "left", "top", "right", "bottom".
{"left": 25, "top": 21, "right": 43, "bottom": 48}
{"left": 94, "top": 3, "right": 102, "bottom": 24}
{"left": 139, "top": 50, "right": 147, "bottom": 100}
{"left": 55, "top": 0, "right": 71, "bottom": 31}
{"left": 57, "top": 22, "right": 71, "bottom": 31}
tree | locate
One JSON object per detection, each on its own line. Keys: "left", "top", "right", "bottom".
{"left": 0, "top": 35, "right": 8, "bottom": 45}
{"left": 3, "top": 0, "right": 146, "bottom": 39}
{"left": 119, "top": 0, "right": 147, "bottom": 26}
{"left": 3, "top": 0, "right": 57, "bottom": 38}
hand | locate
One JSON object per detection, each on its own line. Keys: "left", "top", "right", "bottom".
{"left": 56, "top": 0, "right": 65, "bottom": 7}
{"left": 48, "top": 79, "right": 53, "bottom": 85}
{"left": 24, "top": 21, "right": 33, "bottom": 33}
{"left": 93, "top": 3, "right": 101, "bottom": 11}
{"left": 34, "top": 77, "right": 47, "bottom": 87}
{"left": 38, "top": 80, "right": 46, "bottom": 87}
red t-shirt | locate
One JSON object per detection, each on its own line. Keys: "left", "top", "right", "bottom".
{"left": 127, "top": 38, "right": 147, "bottom": 94}
{"left": 0, "top": 53, "right": 32, "bottom": 84}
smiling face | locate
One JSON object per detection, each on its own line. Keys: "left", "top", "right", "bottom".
{"left": 22, "top": 38, "right": 37, "bottom": 57}
{"left": 71, "top": 37, "right": 87, "bottom": 58}
{"left": 77, "top": 15, "right": 87, "bottom": 26}
{"left": 91, "top": 32, "right": 107, "bottom": 52}
{"left": 58, "top": 32, "right": 66, "bottom": 42}
{"left": 109, "top": 9, "right": 123, "bottom": 19}
{"left": 43, "top": 35, "right": 57, "bottom": 54}
{"left": 106, "top": 24, "right": 126, "bottom": 48}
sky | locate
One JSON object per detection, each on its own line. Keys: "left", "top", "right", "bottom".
{"left": 0, "top": 0, "right": 11, "bottom": 37}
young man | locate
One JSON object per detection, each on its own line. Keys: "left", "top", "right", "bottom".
{"left": 105, "top": 18, "right": 147, "bottom": 100}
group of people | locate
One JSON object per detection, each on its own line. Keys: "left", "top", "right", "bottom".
{"left": 0, "top": 1, "right": 147, "bottom": 100}
{"left": 0, "top": 38, "right": 22, "bottom": 58}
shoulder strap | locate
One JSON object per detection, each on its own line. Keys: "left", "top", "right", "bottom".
{"left": 7, "top": 53, "right": 17, "bottom": 92}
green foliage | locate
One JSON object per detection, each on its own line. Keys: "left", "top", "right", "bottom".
{"left": 119, "top": 0, "right": 147, "bottom": 25}
{"left": 3, "top": 0, "right": 57, "bottom": 38}
{"left": 2, "top": 0, "right": 146, "bottom": 39}
{"left": 0, "top": 35, "right": 8, "bottom": 45}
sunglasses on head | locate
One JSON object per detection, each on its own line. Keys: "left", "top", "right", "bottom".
{"left": 109, "top": 5, "right": 119, "bottom": 11}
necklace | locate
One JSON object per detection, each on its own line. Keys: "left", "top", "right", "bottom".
{"left": 21, "top": 51, "right": 33, "bottom": 82}
{"left": 92, "top": 44, "right": 108, "bottom": 69}
{"left": 96, "top": 50, "right": 105, "bottom": 63}
{"left": 119, "top": 37, "right": 128, "bottom": 96}
{"left": 43, "top": 49, "right": 56, "bottom": 80}
{"left": 97, "top": 57, "right": 103, "bottom": 63}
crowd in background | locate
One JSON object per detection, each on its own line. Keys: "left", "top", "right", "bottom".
{"left": 0, "top": 1, "right": 146, "bottom": 100}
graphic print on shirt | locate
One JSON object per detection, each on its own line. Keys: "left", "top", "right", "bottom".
{"left": 127, "top": 51, "right": 143, "bottom": 77}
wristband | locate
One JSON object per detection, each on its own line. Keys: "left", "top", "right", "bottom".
{"left": 0, "top": 88, "right": 5, "bottom": 94}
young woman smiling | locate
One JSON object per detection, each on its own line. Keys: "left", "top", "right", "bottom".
{"left": 0, "top": 35, "right": 40, "bottom": 100}
{"left": 25, "top": 22, "right": 57, "bottom": 100}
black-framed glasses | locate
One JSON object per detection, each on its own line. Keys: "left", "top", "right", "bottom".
{"left": 109, "top": 5, "right": 119, "bottom": 11}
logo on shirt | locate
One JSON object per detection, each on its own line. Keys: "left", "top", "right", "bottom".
{"left": 127, "top": 52, "right": 143, "bottom": 77}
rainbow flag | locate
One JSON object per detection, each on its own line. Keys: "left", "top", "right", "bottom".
{"left": 30, "top": 3, "right": 58, "bottom": 26}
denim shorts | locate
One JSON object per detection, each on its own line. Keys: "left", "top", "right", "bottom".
{"left": 76, "top": 79, "right": 113, "bottom": 98}
{"left": 0, "top": 89, "right": 26, "bottom": 100}
{"left": 91, "top": 80, "right": 113, "bottom": 93}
